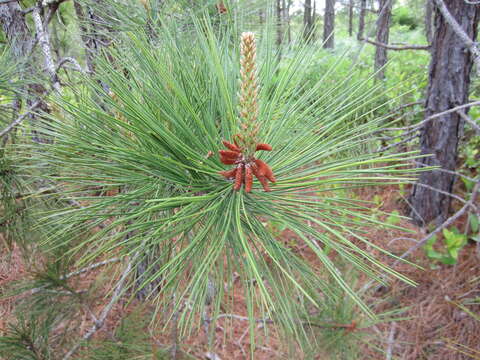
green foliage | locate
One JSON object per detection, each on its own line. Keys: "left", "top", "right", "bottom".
{"left": 0, "top": 312, "right": 56, "bottom": 360}
{"left": 423, "top": 227, "right": 468, "bottom": 265}
{"left": 392, "top": 7, "right": 419, "bottom": 30}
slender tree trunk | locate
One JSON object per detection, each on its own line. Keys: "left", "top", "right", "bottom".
{"left": 374, "top": 0, "right": 392, "bottom": 79}
{"left": 348, "top": 0, "right": 354, "bottom": 37}
{"left": 425, "top": 0, "right": 433, "bottom": 44}
{"left": 410, "top": 1, "right": 480, "bottom": 226}
{"left": 323, "top": 0, "right": 335, "bottom": 48}
{"left": 259, "top": 8, "right": 265, "bottom": 25}
{"left": 303, "top": 0, "right": 314, "bottom": 42}
{"left": 276, "top": 0, "right": 282, "bottom": 46}
{"left": 284, "top": 0, "right": 292, "bottom": 43}
{"left": 357, "top": 0, "right": 366, "bottom": 40}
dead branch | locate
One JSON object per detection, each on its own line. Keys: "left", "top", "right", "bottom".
{"left": 30, "top": 257, "right": 121, "bottom": 295}
{"left": 32, "top": 6, "right": 61, "bottom": 92}
{"left": 377, "top": 134, "right": 419, "bottom": 152}
{"left": 213, "top": 313, "right": 357, "bottom": 331}
{"left": 0, "top": 100, "right": 42, "bottom": 138}
{"left": 386, "top": 322, "right": 397, "bottom": 360}
{"left": 63, "top": 258, "right": 121, "bottom": 280}
{"left": 388, "top": 101, "right": 424, "bottom": 114}
{"left": 394, "top": 181, "right": 479, "bottom": 264}
{"left": 413, "top": 182, "right": 474, "bottom": 209}
{"left": 458, "top": 110, "right": 480, "bottom": 135}
{"left": 411, "top": 160, "right": 478, "bottom": 183}
{"left": 365, "top": 38, "right": 430, "bottom": 51}
{"left": 383, "top": 100, "right": 480, "bottom": 132}
{"left": 433, "top": 0, "right": 480, "bottom": 76}
{"left": 62, "top": 254, "right": 137, "bottom": 360}
{"left": 56, "top": 57, "right": 88, "bottom": 74}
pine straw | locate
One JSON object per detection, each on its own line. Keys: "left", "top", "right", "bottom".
{"left": 368, "top": 246, "right": 480, "bottom": 360}
{"left": 356, "top": 186, "right": 480, "bottom": 360}
{"left": 0, "top": 241, "right": 27, "bottom": 334}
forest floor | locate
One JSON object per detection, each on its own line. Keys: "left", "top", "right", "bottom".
{"left": 1, "top": 185, "right": 480, "bottom": 360}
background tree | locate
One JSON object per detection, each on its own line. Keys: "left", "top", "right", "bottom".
{"left": 425, "top": 0, "right": 433, "bottom": 44}
{"left": 374, "top": 0, "right": 393, "bottom": 79}
{"left": 348, "top": 0, "right": 354, "bottom": 36}
{"left": 357, "top": 0, "right": 366, "bottom": 40}
{"left": 303, "top": 0, "right": 314, "bottom": 41}
{"left": 323, "top": 0, "right": 336, "bottom": 48}
{"left": 410, "top": 0, "right": 480, "bottom": 225}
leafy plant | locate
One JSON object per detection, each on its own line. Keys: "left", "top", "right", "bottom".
{"left": 423, "top": 227, "right": 468, "bottom": 265}
{"left": 392, "top": 7, "right": 419, "bottom": 30}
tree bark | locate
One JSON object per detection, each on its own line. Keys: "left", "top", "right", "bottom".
{"left": 348, "top": 0, "right": 354, "bottom": 37}
{"left": 374, "top": 0, "right": 392, "bottom": 79}
{"left": 357, "top": 0, "right": 366, "bottom": 40}
{"left": 410, "top": 0, "right": 480, "bottom": 226}
{"left": 425, "top": 0, "right": 433, "bottom": 44}
{"left": 323, "top": 0, "right": 335, "bottom": 48}
{"left": 0, "top": 2, "right": 32, "bottom": 58}
{"left": 303, "top": 0, "right": 314, "bottom": 42}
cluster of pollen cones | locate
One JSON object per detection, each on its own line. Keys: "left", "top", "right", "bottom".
{"left": 219, "top": 136, "right": 276, "bottom": 192}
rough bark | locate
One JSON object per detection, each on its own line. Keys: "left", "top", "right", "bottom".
{"left": 410, "top": 1, "right": 480, "bottom": 226}
{"left": 374, "top": 0, "right": 392, "bottom": 79}
{"left": 0, "top": 2, "right": 32, "bottom": 58}
{"left": 323, "top": 0, "right": 335, "bottom": 48}
{"left": 303, "top": 0, "right": 314, "bottom": 42}
{"left": 348, "top": 0, "right": 354, "bottom": 37}
{"left": 357, "top": 0, "right": 366, "bottom": 40}
{"left": 425, "top": 0, "right": 433, "bottom": 44}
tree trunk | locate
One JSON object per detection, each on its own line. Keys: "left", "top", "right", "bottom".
{"left": 348, "top": 0, "right": 354, "bottom": 37}
{"left": 357, "top": 0, "right": 366, "bottom": 40}
{"left": 284, "top": 0, "right": 292, "bottom": 44}
{"left": 0, "top": 3, "right": 32, "bottom": 59}
{"left": 425, "top": 0, "right": 433, "bottom": 44}
{"left": 303, "top": 0, "right": 314, "bottom": 42}
{"left": 374, "top": 0, "right": 392, "bottom": 79}
{"left": 410, "top": 1, "right": 480, "bottom": 226}
{"left": 323, "top": 0, "right": 335, "bottom": 48}
{"left": 276, "top": 0, "right": 282, "bottom": 46}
